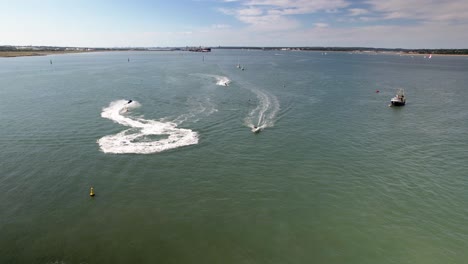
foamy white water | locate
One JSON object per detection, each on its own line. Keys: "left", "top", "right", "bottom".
{"left": 192, "top": 74, "right": 231, "bottom": 86}
{"left": 97, "top": 100, "right": 198, "bottom": 154}
{"left": 214, "top": 75, "right": 231, "bottom": 86}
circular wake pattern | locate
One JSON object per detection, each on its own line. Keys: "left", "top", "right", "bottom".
{"left": 97, "top": 100, "right": 198, "bottom": 154}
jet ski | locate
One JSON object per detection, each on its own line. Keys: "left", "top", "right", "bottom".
{"left": 127, "top": 100, "right": 133, "bottom": 104}
{"left": 252, "top": 126, "right": 262, "bottom": 133}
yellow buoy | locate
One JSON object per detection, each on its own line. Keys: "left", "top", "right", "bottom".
{"left": 90, "top": 187, "right": 95, "bottom": 197}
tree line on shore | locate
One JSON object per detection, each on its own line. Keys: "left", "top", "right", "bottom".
{"left": 216, "top": 46, "right": 468, "bottom": 55}
{"left": 0, "top": 46, "right": 147, "bottom": 52}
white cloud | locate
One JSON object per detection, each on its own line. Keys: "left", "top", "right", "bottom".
{"left": 359, "top": 16, "right": 378, "bottom": 22}
{"left": 348, "top": 8, "right": 368, "bottom": 16}
{"left": 218, "top": 7, "right": 236, "bottom": 15}
{"left": 292, "top": 22, "right": 468, "bottom": 48}
{"left": 211, "top": 24, "right": 232, "bottom": 29}
{"left": 238, "top": 7, "right": 264, "bottom": 16}
{"left": 314, "top": 23, "right": 329, "bottom": 28}
{"left": 238, "top": 14, "right": 300, "bottom": 31}
{"left": 243, "top": 0, "right": 349, "bottom": 14}
{"left": 5, "top": 0, "right": 468, "bottom": 48}
{"left": 4, "top": 19, "right": 467, "bottom": 48}
{"left": 220, "top": 0, "right": 349, "bottom": 31}
{"left": 366, "top": 0, "right": 468, "bottom": 22}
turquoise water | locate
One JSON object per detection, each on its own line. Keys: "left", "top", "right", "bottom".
{"left": 1, "top": 50, "right": 468, "bottom": 263}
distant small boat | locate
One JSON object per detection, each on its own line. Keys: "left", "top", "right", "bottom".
{"left": 428, "top": 54, "right": 432, "bottom": 59}
{"left": 390, "top": 88, "right": 406, "bottom": 106}
{"left": 188, "top": 47, "right": 211, "bottom": 52}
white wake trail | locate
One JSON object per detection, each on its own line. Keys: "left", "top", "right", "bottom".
{"left": 97, "top": 100, "right": 198, "bottom": 154}
{"left": 191, "top": 74, "right": 231, "bottom": 86}
{"left": 245, "top": 87, "right": 280, "bottom": 131}
{"left": 172, "top": 97, "right": 218, "bottom": 125}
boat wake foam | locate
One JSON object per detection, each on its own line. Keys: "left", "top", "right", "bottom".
{"left": 171, "top": 97, "right": 218, "bottom": 125}
{"left": 193, "top": 74, "right": 231, "bottom": 86}
{"left": 245, "top": 86, "right": 280, "bottom": 132}
{"left": 97, "top": 100, "right": 198, "bottom": 154}
{"left": 214, "top": 75, "right": 231, "bottom": 86}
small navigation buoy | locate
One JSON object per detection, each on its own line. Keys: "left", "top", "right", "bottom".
{"left": 90, "top": 187, "right": 95, "bottom": 197}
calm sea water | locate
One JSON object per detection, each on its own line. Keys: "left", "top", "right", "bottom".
{"left": 1, "top": 50, "right": 468, "bottom": 263}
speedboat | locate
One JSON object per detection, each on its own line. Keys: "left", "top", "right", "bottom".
{"left": 390, "top": 89, "right": 406, "bottom": 106}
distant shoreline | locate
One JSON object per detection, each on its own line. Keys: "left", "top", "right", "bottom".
{"left": 0, "top": 50, "right": 96, "bottom": 58}
{"left": 338, "top": 51, "right": 468, "bottom": 57}
{"left": 214, "top": 46, "right": 468, "bottom": 55}
{"left": 0, "top": 46, "right": 188, "bottom": 58}
{"left": 2, "top": 46, "right": 468, "bottom": 58}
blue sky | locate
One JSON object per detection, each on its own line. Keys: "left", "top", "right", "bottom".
{"left": 1, "top": 0, "right": 467, "bottom": 48}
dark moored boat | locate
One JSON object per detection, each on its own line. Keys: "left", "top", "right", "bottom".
{"left": 391, "top": 88, "right": 406, "bottom": 106}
